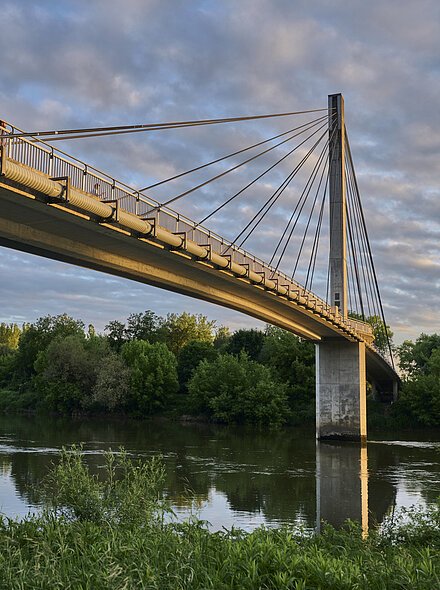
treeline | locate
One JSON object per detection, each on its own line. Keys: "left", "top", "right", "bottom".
{"left": 389, "top": 333, "right": 440, "bottom": 427}
{"left": 0, "top": 312, "right": 315, "bottom": 427}
{"left": 1, "top": 314, "right": 439, "bottom": 428}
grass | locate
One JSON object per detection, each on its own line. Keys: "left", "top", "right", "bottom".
{"left": 0, "top": 447, "right": 439, "bottom": 589}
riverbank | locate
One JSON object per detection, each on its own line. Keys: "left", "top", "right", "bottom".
{"left": 0, "top": 447, "right": 438, "bottom": 589}
{"left": 0, "top": 386, "right": 431, "bottom": 434}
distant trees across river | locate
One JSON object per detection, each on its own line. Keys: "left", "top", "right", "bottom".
{"left": 0, "top": 312, "right": 439, "bottom": 428}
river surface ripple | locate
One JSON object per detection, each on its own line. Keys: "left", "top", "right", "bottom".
{"left": 1, "top": 415, "right": 439, "bottom": 532}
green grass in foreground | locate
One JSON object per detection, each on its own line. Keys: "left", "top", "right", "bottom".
{"left": 0, "top": 448, "right": 439, "bottom": 589}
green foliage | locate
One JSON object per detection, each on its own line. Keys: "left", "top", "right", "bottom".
{"left": 177, "top": 340, "right": 218, "bottom": 391}
{"left": 121, "top": 340, "right": 179, "bottom": 414}
{"left": 0, "top": 447, "right": 439, "bottom": 589}
{"left": 213, "top": 325, "right": 231, "bottom": 351}
{"left": 0, "top": 311, "right": 318, "bottom": 426}
{"left": 260, "top": 326, "right": 315, "bottom": 422}
{"left": 368, "top": 314, "right": 393, "bottom": 355}
{"left": 104, "top": 319, "right": 126, "bottom": 350}
{"left": 188, "top": 352, "right": 289, "bottom": 426}
{"left": 0, "top": 322, "right": 21, "bottom": 351}
{"left": 226, "top": 328, "right": 266, "bottom": 360}
{"left": 0, "top": 352, "right": 17, "bottom": 387}
{"left": 397, "top": 374, "right": 440, "bottom": 427}
{"left": 90, "top": 351, "right": 130, "bottom": 411}
{"left": 14, "top": 314, "right": 85, "bottom": 380}
{"left": 34, "top": 334, "right": 130, "bottom": 414}
{"left": 392, "top": 334, "right": 440, "bottom": 427}
{"left": 159, "top": 312, "right": 216, "bottom": 355}
{"left": 0, "top": 387, "right": 39, "bottom": 412}
{"left": 126, "top": 310, "right": 160, "bottom": 342}
{"left": 43, "top": 446, "right": 168, "bottom": 525}
{"left": 398, "top": 333, "right": 440, "bottom": 378}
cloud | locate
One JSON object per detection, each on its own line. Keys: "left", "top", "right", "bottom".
{"left": 0, "top": 0, "right": 439, "bottom": 343}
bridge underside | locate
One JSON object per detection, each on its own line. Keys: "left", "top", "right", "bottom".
{"left": 0, "top": 181, "right": 397, "bottom": 391}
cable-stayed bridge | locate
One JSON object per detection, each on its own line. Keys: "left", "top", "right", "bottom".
{"left": 0, "top": 94, "right": 398, "bottom": 442}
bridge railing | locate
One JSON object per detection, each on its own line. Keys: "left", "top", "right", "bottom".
{"left": 1, "top": 120, "right": 378, "bottom": 347}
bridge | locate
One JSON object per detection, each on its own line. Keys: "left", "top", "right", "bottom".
{"left": 0, "top": 94, "right": 398, "bottom": 442}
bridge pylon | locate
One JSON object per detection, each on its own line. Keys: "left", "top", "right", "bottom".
{"left": 316, "top": 94, "right": 367, "bottom": 443}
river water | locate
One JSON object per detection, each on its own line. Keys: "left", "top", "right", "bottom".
{"left": 0, "top": 414, "right": 439, "bottom": 533}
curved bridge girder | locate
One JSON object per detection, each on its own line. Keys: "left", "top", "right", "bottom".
{"left": 0, "top": 176, "right": 397, "bottom": 386}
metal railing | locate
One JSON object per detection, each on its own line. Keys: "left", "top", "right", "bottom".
{"left": 1, "top": 120, "right": 377, "bottom": 346}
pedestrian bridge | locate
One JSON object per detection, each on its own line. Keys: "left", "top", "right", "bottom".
{"left": 0, "top": 95, "right": 399, "bottom": 441}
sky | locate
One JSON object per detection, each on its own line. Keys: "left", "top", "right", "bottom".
{"left": 0, "top": 0, "right": 439, "bottom": 343}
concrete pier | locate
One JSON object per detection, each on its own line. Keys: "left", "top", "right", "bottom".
{"left": 316, "top": 338, "right": 367, "bottom": 442}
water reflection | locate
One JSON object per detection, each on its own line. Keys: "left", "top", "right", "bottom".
{"left": 0, "top": 415, "right": 439, "bottom": 532}
{"left": 316, "top": 442, "right": 370, "bottom": 535}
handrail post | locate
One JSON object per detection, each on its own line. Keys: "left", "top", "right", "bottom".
{"left": 0, "top": 120, "right": 9, "bottom": 176}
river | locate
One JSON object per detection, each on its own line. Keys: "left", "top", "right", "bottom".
{"left": 1, "top": 414, "right": 439, "bottom": 533}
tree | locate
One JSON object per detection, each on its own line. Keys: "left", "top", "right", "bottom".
{"left": 367, "top": 315, "right": 394, "bottom": 356}
{"left": 259, "top": 326, "right": 315, "bottom": 421}
{"left": 213, "top": 326, "right": 231, "bottom": 351}
{"left": 398, "top": 373, "right": 440, "bottom": 426}
{"left": 15, "top": 314, "right": 85, "bottom": 379}
{"left": 34, "top": 334, "right": 94, "bottom": 413}
{"left": 34, "top": 334, "right": 129, "bottom": 414}
{"left": 0, "top": 353, "right": 16, "bottom": 387}
{"left": 121, "top": 340, "right": 179, "bottom": 414}
{"left": 126, "top": 311, "right": 160, "bottom": 342}
{"left": 90, "top": 352, "right": 131, "bottom": 411}
{"left": 105, "top": 320, "right": 127, "bottom": 350}
{"left": 398, "top": 333, "right": 440, "bottom": 378}
{"left": 158, "top": 312, "right": 216, "bottom": 355}
{"left": 0, "top": 323, "right": 21, "bottom": 351}
{"left": 188, "top": 352, "right": 289, "bottom": 427}
{"left": 393, "top": 335, "right": 440, "bottom": 426}
{"left": 177, "top": 340, "right": 218, "bottom": 391}
{"left": 226, "top": 328, "right": 266, "bottom": 361}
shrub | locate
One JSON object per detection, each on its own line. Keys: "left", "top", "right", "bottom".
{"left": 188, "top": 352, "right": 289, "bottom": 426}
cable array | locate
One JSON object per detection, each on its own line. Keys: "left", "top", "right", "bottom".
{"left": 1, "top": 108, "right": 330, "bottom": 141}
{"left": 3, "top": 105, "right": 393, "bottom": 364}
{"left": 344, "top": 129, "right": 394, "bottom": 366}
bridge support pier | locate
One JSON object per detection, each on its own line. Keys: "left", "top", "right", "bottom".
{"left": 316, "top": 338, "right": 367, "bottom": 443}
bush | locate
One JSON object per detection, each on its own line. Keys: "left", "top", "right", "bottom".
{"left": 43, "top": 446, "right": 168, "bottom": 526}
{"left": 188, "top": 352, "right": 289, "bottom": 426}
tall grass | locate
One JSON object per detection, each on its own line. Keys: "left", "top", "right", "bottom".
{"left": 0, "top": 447, "right": 438, "bottom": 589}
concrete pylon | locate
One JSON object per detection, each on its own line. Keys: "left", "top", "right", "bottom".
{"left": 328, "top": 93, "right": 347, "bottom": 317}
{"left": 316, "top": 95, "right": 367, "bottom": 443}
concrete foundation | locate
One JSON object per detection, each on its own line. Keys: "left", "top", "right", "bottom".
{"left": 316, "top": 338, "right": 367, "bottom": 442}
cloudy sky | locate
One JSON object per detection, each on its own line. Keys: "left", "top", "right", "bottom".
{"left": 0, "top": 0, "right": 439, "bottom": 343}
